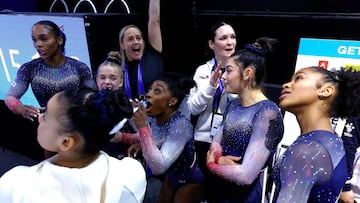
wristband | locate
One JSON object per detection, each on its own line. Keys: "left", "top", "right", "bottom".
{"left": 214, "top": 151, "right": 221, "bottom": 163}
{"left": 207, "top": 161, "right": 216, "bottom": 170}
{"left": 139, "top": 126, "right": 151, "bottom": 137}
{"left": 7, "top": 99, "right": 21, "bottom": 113}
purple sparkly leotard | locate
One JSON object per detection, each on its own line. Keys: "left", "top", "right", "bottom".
{"left": 138, "top": 111, "right": 203, "bottom": 190}
{"left": 7, "top": 57, "right": 96, "bottom": 107}
{"left": 272, "top": 130, "right": 347, "bottom": 203}
{"left": 208, "top": 99, "right": 284, "bottom": 202}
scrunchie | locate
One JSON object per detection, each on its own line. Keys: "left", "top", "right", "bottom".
{"left": 105, "top": 89, "right": 133, "bottom": 120}
{"left": 92, "top": 89, "right": 112, "bottom": 125}
{"left": 245, "top": 43, "right": 265, "bottom": 57}
{"left": 92, "top": 89, "right": 133, "bottom": 125}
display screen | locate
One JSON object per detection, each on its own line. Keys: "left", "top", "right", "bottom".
{"left": 295, "top": 37, "right": 360, "bottom": 71}
{"left": 0, "top": 13, "right": 91, "bottom": 107}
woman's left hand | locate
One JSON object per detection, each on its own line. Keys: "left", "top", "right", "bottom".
{"left": 127, "top": 143, "right": 142, "bottom": 158}
{"left": 218, "top": 155, "right": 241, "bottom": 165}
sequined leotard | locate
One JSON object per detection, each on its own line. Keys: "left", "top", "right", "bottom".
{"left": 272, "top": 130, "right": 347, "bottom": 203}
{"left": 7, "top": 57, "right": 96, "bottom": 107}
{"left": 138, "top": 111, "right": 204, "bottom": 190}
{"left": 208, "top": 99, "right": 284, "bottom": 202}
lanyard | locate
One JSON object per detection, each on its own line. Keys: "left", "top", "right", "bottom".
{"left": 124, "top": 61, "right": 146, "bottom": 100}
{"left": 213, "top": 58, "right": 224, "bottom": 111}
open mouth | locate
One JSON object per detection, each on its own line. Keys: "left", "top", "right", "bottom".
{"left": 38, "top": 50, "right": 46, "bottom": 56}
{"left": 103, "top": 86, "right": 112, "bottom": 90}
{"left": 145, "top": 101, "right": 152, "bottom": 111}
{"left": 133, "top": 48, "right": 141, "bottom": 55}
{"left": 146, "top": 101, "right": 151, "bottom": 108}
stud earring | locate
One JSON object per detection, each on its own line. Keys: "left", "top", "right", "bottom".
{"left": 168, "top": 103, "right": 172, "bottom": 107}
{"left": 319, "top": 93, "right": 325, "bottom": 98}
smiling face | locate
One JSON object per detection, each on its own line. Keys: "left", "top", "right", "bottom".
{"left": 221, "top": 57, "right": 244, "bottom": 94}
{"left": 96, "top": 64, "right": 123, "bottom": 90}
{"left": 279, "top": 67, "right": 324, "bottom": 113}
{"left": 32, "top": 24, "right": 62, "bottom": 60}
{"left": 120, "top": 27, "right": 144, "bottom": 61}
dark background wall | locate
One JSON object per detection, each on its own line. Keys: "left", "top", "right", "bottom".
{"left": 2, "top": 0, "right": 360, "bottom": 159}
{"left": 4, "top": 0, "right": 360, "bottom": 84}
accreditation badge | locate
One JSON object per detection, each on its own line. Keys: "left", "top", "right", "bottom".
{"left": 210, "top": 113, "right": 223, "bottom": 137}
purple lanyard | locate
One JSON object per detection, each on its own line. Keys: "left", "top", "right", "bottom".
{"left": 213, "top": 58, "right": 224, "bottom": 111}
{"left": 124, "top": 61, "right": 146, "bottom": 100}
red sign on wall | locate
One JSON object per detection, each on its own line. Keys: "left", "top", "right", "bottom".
{"left": 318, "top": 60, "right": 329, "bottom": 69}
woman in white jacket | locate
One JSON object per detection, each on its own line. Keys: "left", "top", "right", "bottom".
{"left": 186, "top": 21, "right": 237, "bottom": 202}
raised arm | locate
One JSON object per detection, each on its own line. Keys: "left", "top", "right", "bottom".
{"left": 147, "top": 0, "right": 162, "bottom": 52}
{"left": 131, "top": 102, "right": 192, "bottom": 175}
{"left": 187, "top": 61, "right": 220, "bottom": 115}
{"left": 138, "top": 118, "right": 192, "bottom": 175}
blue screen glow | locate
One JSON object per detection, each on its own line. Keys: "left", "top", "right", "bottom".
{"left": 0, "top": 13, "right": 91, "bottom": 107}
